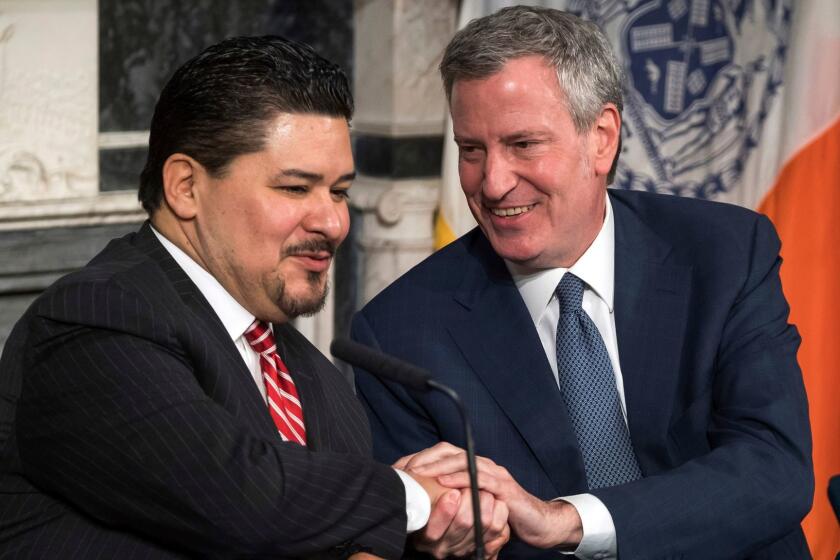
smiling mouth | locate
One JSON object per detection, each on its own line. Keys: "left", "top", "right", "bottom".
{"left": 489, "top": 204, "right": 535, "bottom": 217}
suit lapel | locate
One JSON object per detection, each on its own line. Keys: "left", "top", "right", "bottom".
{"left": 447, "top": 234, "right": 587, "bottom": 494}
{"left": 132, "top": 224, "right": 279, "bottom": 439}
{"left": 610, "top": 193, "right": 692, "bottom": 471}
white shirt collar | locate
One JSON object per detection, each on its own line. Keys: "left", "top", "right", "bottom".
{"left": 506, "top": 195, "right": 615, "bottom": 323}
{"left": 151, "top": 225, "right": 256, "bottom": 341}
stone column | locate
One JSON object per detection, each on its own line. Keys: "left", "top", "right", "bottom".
{"left": 351, "top": 0, "right": 457, "bottom": 303}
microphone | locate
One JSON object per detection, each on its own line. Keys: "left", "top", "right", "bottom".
{"left": 330, "top": 338, "right": 431, "bottom": 391}
{"left": 330, "top": 338, "right": 485, "bottom": 560}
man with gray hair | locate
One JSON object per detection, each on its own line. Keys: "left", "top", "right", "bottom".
{"left": 352, "top": 6, "right": 812, "bottom": 559}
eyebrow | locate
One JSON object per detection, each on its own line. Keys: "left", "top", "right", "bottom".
{"left": 273, "top": 168, "right": 357, "bottom": 185}
{"left": 500, "top": 131, "right": 548, "bottom": 143}
{"left": 454, "top": 130, "right": 548, "bottom": 144}
{"left": 453, "top": 135, "right": 481, "bottom": 146}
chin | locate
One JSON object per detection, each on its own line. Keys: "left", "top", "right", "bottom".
{"left": 275, "top": 278, "right": 329, "bottom": 319}
{"left": 488, "top": 238, "right": 541, "bottom": 265}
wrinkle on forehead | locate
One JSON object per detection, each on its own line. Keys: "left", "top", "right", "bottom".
{"left": 451, "top": 62, "right": 573, "bottom": 143}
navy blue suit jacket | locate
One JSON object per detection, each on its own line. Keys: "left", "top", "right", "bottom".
{"left": 0, "top": 223, "right": 407, "bottom": 559}
{"left": 353, "top": 190, "right": 813, "bottom": 559}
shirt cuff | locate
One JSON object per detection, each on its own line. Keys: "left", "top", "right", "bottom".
{"left": 394, "top": 468, "right": 431, "bottom": 533}
{"left": 556, "top": 493, "right": 617, "bottom": 560}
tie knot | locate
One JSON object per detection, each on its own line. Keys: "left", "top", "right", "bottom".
{"left": 556, "top": 273, "right": 584, "bottom": 313}
{"left": 244, "top": 320, "right": 277, "bottom": 355}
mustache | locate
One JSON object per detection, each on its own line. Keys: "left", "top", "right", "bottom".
{"left": 283, "top": 238, "right": 337, "bottom": 258}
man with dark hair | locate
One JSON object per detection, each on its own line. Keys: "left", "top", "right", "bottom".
{"left": 0, "top": 36, "right": 508, "bottom": 559}
{"left": 353, "top": 6, "right": 813, "bottom": 559}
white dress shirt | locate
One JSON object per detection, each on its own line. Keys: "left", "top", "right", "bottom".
{"left": 506, "top": 197, "right": 622, "bottom": 560}
{"left": 151, "top": 227, "right": 430, "bottom": 533}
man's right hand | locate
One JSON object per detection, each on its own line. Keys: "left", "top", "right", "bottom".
{"left": 402, "top": 469, "right": 510, "bottom": 559}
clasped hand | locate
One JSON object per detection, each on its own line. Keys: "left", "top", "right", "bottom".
{"left": 399, "top": 442, "right": 582, "bottom": 558}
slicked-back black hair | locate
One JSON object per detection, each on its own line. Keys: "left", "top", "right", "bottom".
{"left": 138, "top": 35, "right": 353, "bottom": 214}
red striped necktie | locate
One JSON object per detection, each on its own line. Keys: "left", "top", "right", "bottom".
{"left": 243, "top": 320, "right": 306, "bottom": 446}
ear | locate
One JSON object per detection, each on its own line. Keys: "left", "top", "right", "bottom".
{"left": 590, "top": 103, "right": 621, "bottom": 178}
{"left": 161, "top": 153, "right": 202, "bottom": 220}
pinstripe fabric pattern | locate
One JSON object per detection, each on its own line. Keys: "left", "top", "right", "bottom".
{"left": 0, "top": 223, "right": 407, "bottom": 559}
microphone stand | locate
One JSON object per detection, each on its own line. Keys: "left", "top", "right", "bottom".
{"left": 329, "top": 339, "right": 485, "bottom": 559}
{"left": 427, "top": 379, "right": 484, "bottom": 560}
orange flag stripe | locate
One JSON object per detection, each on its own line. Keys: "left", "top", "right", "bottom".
{"left": 759, "top": 114, "right": 840, "bottom": 559}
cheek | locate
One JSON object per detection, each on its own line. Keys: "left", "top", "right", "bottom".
{"left": 230, "top": 197, "right": 271, "bottom": 233}
{"left": 523, "top": 158, "right": 577, "bottom": 199}
{"left": 528, "top": 156, "right": 563, "bottom": 183}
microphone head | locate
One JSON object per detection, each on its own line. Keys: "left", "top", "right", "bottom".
{"left": 330, "top": 338, "right": 431, "bottom": 391}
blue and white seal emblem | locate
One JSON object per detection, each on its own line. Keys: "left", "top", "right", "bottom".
{"left": 570, "top": 0, "right": 792, "bottom": 199}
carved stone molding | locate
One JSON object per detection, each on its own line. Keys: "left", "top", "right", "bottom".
{"left": 0, "top": 0, "right": 98, "bottom": 207}
{"left": 0, "top": 191, "right": 145, "bottom": 231}
{"left": 351, "top": 176, "right": 440, "bottom": 302}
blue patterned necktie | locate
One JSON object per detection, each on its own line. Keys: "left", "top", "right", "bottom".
{"left": 555, "top": 272, "right": 642, "bottom": 489}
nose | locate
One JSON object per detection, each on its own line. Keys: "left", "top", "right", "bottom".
{"left": 482, "top": 150, "right": 517, "bottom": 201}
{"left": 302, "top": 189, "right": 348, "bottom": 243}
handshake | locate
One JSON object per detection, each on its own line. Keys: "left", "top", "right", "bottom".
{"left": 396, "top": 442, "right": 584, "bottom": 559}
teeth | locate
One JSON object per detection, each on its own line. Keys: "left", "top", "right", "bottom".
{"left": 490, "top": 205, "right": 534, "bottom": 217}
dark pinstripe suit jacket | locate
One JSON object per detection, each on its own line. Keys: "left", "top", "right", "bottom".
{"left": 0, "top": 223, "right": 407, "bottom": 559}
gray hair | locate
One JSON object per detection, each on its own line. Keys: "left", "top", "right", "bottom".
{"left": 440, "top": 5, "right": 623, "bottom": 135}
